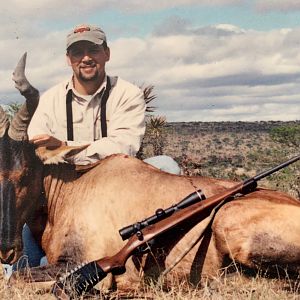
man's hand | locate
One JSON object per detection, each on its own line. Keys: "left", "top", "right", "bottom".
{"left": 30, "top": 134, "right": 66, "bottom": 149}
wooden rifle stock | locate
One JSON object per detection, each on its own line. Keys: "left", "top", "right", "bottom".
{"left": 51, "top": 154, "right": 300, "bottom": 299}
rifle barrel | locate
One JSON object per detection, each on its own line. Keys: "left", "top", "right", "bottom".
{"left": 252, "top": 154, "right": 300, "bottom": 182}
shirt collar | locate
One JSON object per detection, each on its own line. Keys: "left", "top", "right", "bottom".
{"left": 65, "top": 75, "right": 108, "bottom": 100}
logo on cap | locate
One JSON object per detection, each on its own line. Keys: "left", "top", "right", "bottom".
{"left": 74, "top": 26, "right": 91, "bottom": 34}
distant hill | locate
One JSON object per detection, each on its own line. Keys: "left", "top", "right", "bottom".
{"left": 167, "top": 120, "right": 300, "bottom": 133}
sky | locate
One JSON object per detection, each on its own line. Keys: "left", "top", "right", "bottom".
{"left": 0, "top": 0, "right": 300, "bottom": 122}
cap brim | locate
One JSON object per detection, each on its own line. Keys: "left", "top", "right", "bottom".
{"left": 67, "top": 34, "right": 105, "bottom": 49}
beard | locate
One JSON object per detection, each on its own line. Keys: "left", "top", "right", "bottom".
{"left": 78, "top": 68, "right": 99, "bottom": 82}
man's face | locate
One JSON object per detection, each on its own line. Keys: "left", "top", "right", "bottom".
{"left": 66, "top": 41, "right": 110, "bottom": 82}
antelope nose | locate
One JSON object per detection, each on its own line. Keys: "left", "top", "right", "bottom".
{"left": 0, "top": 248, "right": 16, "bottom": 264}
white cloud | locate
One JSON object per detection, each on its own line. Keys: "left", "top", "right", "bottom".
{"left": 0, "top": 1, "right": 242, "bottom": 41}
{"left": 166, "top": 103, "right": 300, "bottom": 122}
{"left": 107, "top": 23, "right": 300, "bottom": 121}
{"left": 255, "top": 0, "right": 300, "bottom": 12}
{"left": 3, "top": 0, "right": 242, "bottom": 18}
{"left": 1, "top": 5, "right": 300, "bottom": 122}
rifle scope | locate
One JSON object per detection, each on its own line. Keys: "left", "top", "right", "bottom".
{"left": 119, "top": 189, "right": 205, "bottom": 240}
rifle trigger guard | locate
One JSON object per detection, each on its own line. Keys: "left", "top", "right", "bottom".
{"left": 136, "top": 241, "right": 153, "bottom": 254}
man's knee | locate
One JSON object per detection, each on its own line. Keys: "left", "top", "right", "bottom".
{"left": 143, "top": 155, "right": 182, "bottom": 175}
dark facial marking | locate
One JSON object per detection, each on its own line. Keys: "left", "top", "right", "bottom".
{"left": 0, "top": 179, "right": 16, "bottom": 251}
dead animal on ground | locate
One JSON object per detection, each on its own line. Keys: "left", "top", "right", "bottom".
{"left": 1, "top": 53, "right": 300, "bottom": 296}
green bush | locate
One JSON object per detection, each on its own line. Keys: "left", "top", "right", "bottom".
{"left": 270, "top": 125, "right": 300, "bottom": 147}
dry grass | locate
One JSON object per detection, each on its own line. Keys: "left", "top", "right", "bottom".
{"left": 0, "top": 280, "right": 52, "bottom": 299}
{"left": 2, "top": 268, "right": 300, "bottom": 300}
{"left": 0, "top": 265, "right": 52, "bottom": 299}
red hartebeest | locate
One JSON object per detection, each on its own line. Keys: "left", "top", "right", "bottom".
{"left": 1, "top": 54, "right": 300, "bottom": 293}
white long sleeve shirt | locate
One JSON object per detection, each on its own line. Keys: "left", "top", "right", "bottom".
{"left": 28, "top": 75, "right": 146, "bottom": 165}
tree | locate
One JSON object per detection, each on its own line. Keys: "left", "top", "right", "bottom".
{"left": 269, "top": 124, "right": 300, "bottom": 199}
{"left": 270, "top": 125, "right": 300, "bottom": 147}
{"left": 3, "top": 102, "right": 22, "bottom": 121}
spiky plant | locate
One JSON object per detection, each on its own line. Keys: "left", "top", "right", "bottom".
{"left": 142, "top": 85, "right": 156, "bottom": 113}
{"left": 137, "top": 85, "right": 166, "bottom": 158}
{"left": 147, "top": 115, "right": 167, "bottom": 156}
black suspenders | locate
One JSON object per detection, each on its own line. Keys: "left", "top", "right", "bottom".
{"left": 66, "top": 89, "right": 74, "bottom": 141}
{"left": 100, "top": 76, "right": 111, "bottom": 138}
{"left": 66, "top": 77, "right": 111, "bottom": 141}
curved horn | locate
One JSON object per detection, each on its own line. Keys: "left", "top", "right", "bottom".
{"left": 0, "top": 105, "right": 9, "bottom": 138}
{"left": 8, "top": 52, "right": 40, "bottom": 141}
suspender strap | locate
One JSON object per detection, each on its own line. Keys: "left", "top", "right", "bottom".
{"left": 100, "top": 76, "right": 111, "bottom": 138}
{"left": 66, "top": 89, "right": 73, "bottom": 141}
{"left": 66, "top": 76, "right": 112, "bottom": 141}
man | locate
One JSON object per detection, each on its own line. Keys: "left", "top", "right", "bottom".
{"left": 28, "top": 24, "right": 146, "bottom": 164}
{"left": 8, "top": 24, "right": 180, "bottom": 274}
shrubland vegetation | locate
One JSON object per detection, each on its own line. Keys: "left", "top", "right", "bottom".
{"left": 141, "top": 120, "right": 300, "bottom": 199}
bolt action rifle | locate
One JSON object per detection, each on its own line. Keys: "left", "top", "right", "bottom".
{"left": 51, "top": 154, "right": 300, "bottom": 299}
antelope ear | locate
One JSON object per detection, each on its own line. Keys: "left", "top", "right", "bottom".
{"left": 35, "top": 144, "right": 89, "bottom": 165}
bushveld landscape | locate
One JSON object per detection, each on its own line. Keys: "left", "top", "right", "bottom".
{"left": 0, "top": 120, "right": 300, "bottom": 299}
{"left": 140, "top": 120, "right": 300, "bottom": 199}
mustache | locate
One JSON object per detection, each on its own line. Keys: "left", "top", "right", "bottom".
{"left": 80, "top": 61, "right": 95, "bottom": 67}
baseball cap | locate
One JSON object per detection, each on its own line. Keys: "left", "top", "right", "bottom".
{"left": 66, "top": 24, "right": 107, "bottom": 50}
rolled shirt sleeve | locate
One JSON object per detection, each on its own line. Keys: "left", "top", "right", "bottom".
{"left": 28, "top": 88, "right": 56, "bottom": 139}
